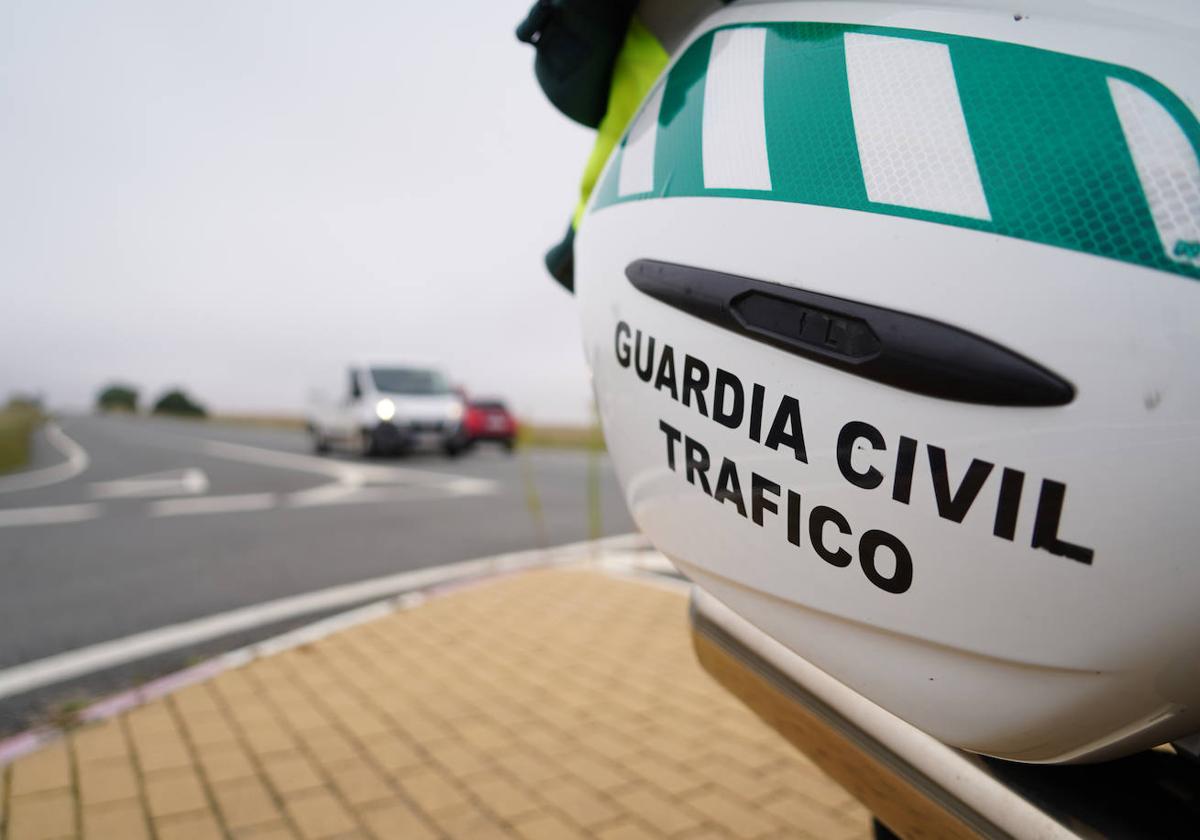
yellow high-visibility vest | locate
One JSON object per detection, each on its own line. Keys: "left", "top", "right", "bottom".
{"left": 572, "top": 16, "right": 668, "bottom": 230}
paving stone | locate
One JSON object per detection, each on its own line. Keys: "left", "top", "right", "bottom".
{"left": 10, "top": 744, "right": 71, "bottom": 797}
{"left": 298, "top": 728, "right": 358, "bottom": 766}
{"left": 361, "top": 735, "right": 422, "bottom": 774}
{"left": 324, "top": 758, "right": 394, "bottom": 807}
{"left": 126, "top": 705, "right": 177, "bottom": 737}
{"left": 511, "top": 812, "right": 588, "bottom": 840}
{"left": 276, "top": 702, "right": 330, "bottom": 733}
{"left": 357, "top": 799, "right": 436, "bottom": 840}
{"left": 595, "top": 820, "right": 661, "bottom": 840}
{"left": 232, "top": 822, "right": 299, "bottom": 840}
{"left": 428, "top": 803, "right": 517, "bottom": 839}
{"left": 196, "top": 742, "right": 258, "bottom": 784}
{"left": 7, "top": 569, "right": 871, "bottom": 840}
{"left": 212, "top": 670, "right": 257, "bottom": 700}
{"left": 468, "top": 775, "right": 540, "bottom": 821}
{"left": 73, "top": 721, "right": 130, "bottom": 765}
{"left": 559, "top": 753, "right": 631, "bottom": 792}
{"left": 183, "top": 711, "right": 239, "bottom": 748}
{"left": 172, "top": 685, "right": 222, "bottom": 717}
{"left": 82, "top": 801, "right": 150, "bottom": 840}
{"left": 613, "top": 786, "right": 702, "bottom": 835}
{"left": 155, "top": 809, "right": 224, "bottom": 840}
{"left": 428, "top": 740, "right": 491, "bottom": 780}
{"left": 144, "top": 768, "right": 209, "bottom": 818}
{"left": 77, "top": 758, "right": 139, "bottom": 806}
{"left": 620, "top": 753, "right": 704, "bottom": 798}
{"left": 261, "top": 753, "right": 325, "bottom": 796}
{"left": 284, "top": 791, "right": 358, "bottom": 840}
{"left": 132, "top": 735, "right": 192, "bottom": 774}
{"left": 535, "top": 778, "right": 620, "bottom": 829}
{"left": 213, "top": 777, "right": 283, "bottom": 829}
{"left": 7, "top": 791, "right": 75, "bottom": 840}
{"left": 684, "top": 788, "right": 778, "bottom": 838}
{"left": 395, "top": 767, "right": 470, "bottom": 815}
{"left": 760, "top": 791, "right": 868, "bottom": 840}
{"left": 691, "top": 754, "right": 777, "bottom": 802}
{"left": 243, "top": 723, "right": 298, "bottom": 758}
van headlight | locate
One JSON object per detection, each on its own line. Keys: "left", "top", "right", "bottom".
{"left": 448, "top": 401, "right": 464, "bottom": 421}
{"left": 375, "top": 398, "right": 395, "bottom": 422}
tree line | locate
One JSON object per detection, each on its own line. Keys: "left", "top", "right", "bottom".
{"left": 97, "top": 384, "right": 207, "bottom": 418}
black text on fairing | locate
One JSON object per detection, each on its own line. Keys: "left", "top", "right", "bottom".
{"left": 616, "top": 321, "right": 1093, "bottom": 565}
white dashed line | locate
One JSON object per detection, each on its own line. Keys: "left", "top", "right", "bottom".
{"left": 0, "top": 503, "right": 102, "bottom": 528}
{"left": 90, "top": 468, "right": 209, "bottom": 499}
{"left": 149, "top": 493, "right": 278, "bottom": 518}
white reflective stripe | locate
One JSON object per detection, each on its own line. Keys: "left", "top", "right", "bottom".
{"left": 845, "top": 33, "right": 990, "bottom": 220}
{"left": 702, "top": 27, "right": 772, "bottom": 191}
{"left": 618, "top": 84, "right": 665, "bottom": 197}
{"left": 1109, "top": 77, "right": 1200, "bottom": 268}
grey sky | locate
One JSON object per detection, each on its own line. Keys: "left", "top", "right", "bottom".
{"left": 1, "top": 1, "right": 598, "bottom": 422}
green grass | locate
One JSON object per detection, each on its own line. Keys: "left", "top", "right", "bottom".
{"left": 517, "top": 423, "right": 606, "bottom": 451}
{"left": 0, "top": 401, "right": 43, "bottom": 474}
{"left": 210, "top": 413, "right": 309, "bottom": 431}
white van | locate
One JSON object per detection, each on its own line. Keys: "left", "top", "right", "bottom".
{"left": 307, "top": 365, "right": 465, "bottom": 456}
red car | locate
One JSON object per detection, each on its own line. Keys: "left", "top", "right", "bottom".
{"left": 462, "top": 399, "right": 517, "bottom": 452}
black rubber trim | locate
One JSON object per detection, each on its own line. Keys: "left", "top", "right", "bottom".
{"left": 625, "top": 260, "right": 1075, "bottom": 407}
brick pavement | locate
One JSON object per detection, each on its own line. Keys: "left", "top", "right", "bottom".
{"left": 0, "top": 568, "right": 870, "bottom": 839}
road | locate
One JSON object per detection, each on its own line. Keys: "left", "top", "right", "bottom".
{"left": 0, "top": 414, "right": 635, "bottom": 732}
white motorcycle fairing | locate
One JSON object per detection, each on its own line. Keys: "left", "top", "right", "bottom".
{"left": 577, "top": 0, "right": 1200, "bottom": 763}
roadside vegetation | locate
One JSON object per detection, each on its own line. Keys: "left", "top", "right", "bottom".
{"left": 96, "top": 383, "right": 139, "bottom": 413}
{"left": 211, "top": 414, "right": 308, "bottom": 431}
{"left": 97, "top": 383, "right": 209, "bottom": 419}
{"left": 152, "top": 389, "right": 208, "bottom": 418}
{"left": 0, "top": 398, "right": 45, "bottom": 474}
{"left": 517, "top": 423, "right": 606, "bottom": 451}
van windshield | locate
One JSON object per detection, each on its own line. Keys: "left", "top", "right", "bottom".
{"left": 370, "top": 368, "right": 451, "bottom": 396}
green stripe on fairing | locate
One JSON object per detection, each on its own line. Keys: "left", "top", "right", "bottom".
{"left": 654, "top": 30, "right": 711, "bottom": 198}
{"left": 590, "top": 21, "right": 1200, "bottom": 282}
{"left": 763, "top": 24, "right": 868, "bottom": 211}
{"left": 951, "top": 39, "right": 1165, "bottom": 274}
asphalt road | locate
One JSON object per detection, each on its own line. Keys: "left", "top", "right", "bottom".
{"left": 0, "top": 414, "right": 635, "bottom": 732}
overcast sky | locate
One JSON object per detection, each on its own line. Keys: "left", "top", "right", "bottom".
{"left": 1, "top": 1, "right": 599, "bottom": 422}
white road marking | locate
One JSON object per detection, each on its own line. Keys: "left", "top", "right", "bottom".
{"left": 1109, "top": 77, "right": 1200, "bottom": 268}
{"left": 291, "top": 480, "right": 495, "bottom": 508}
{"left": 199, "top": 438, "right": 494, "bottom": 488}
{"left": 284, "top": 482, "right": 362, "bottom": 508}
{"left": 0, "top": 421, "right": 500, "bottom": 526}
{"left": 0, "top": 534, "right": 644, "bottom": 703}
{"left": 703, "top": 27, "right": 772, "bottom": 191}
{"left": 845, "top": 32, "right": 991, "bottom": 220}
{"left": 619, "top": 83, "right": 665, "bottom": 196}
{"left": 200, "top": 439, "right": 367, "bottom": 481}
{"left": 0, "top": 503, "right": 102, "bottom": 528}
{"left": 0, "top": 423, "right": 90, "bottom": 495}
{"left": 149, "top": 493, "right": 277, "bottom": 518}
{"left": 90, "top": 468, "right": 208, "bottom": 499}
{"left": 196, "top": 438, "right": 499, "bottom": 504}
